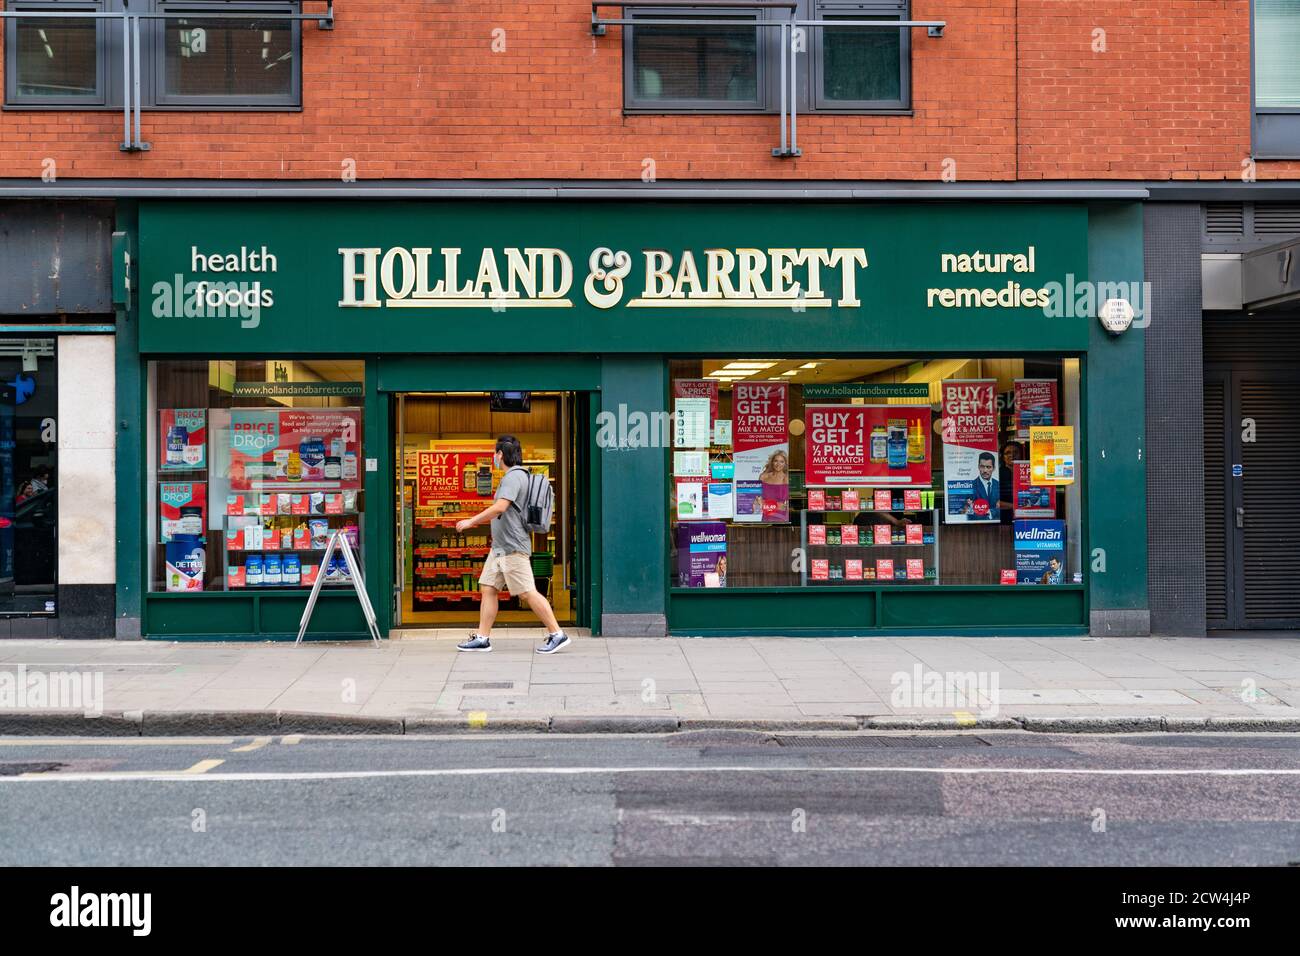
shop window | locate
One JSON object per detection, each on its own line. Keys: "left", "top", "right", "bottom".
{"left": 1253, "top": 0, "right": 1300, "bottom": 157}
{"left": 0, "top": 338, "right": 58, "bottom": 615}
{"left": 668, "top": 357, "right": 1082, "bottom": 590}
{"left": 4, "top": 0, "right": 302, "bottom": 110}
{"left": 147, "top": 360, "right": 365, "bottom": 593}
{"left": 625, "top": 9, "right": 763, "bottom": 110}
{"left": 623, "top": 1, "right": 909, "bottom": 114}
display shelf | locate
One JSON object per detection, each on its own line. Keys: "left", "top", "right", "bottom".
{"left": 415, "top": 546, "right": 489, "bottom": 558}
{"left": 805, "top": 508, "right": 934, "bottom": 515}
{"left": 801, "top": 507, "right": 941, "bottom": 586}
{"left": 414, "top": 590, "right": 510, "bottom": 602}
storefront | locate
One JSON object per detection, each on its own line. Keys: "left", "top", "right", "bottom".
{"left": 120, "top": 198, "right": 1147, "bottom": 639}
{"left": 0, "top": 200, "right": 116, "bottom": 639}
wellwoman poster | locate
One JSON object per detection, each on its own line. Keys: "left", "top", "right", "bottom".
{"left": 731, "top": 382, "right": 789, "bottom": 523}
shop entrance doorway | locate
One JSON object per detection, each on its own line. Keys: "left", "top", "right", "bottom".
{"left": 393, "top": 391, "right": 583, "bottom": 628}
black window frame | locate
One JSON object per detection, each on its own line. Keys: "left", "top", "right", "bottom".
{"left": 810, "top": 0, "right": 910, "bottom": 113}
{"left": 152, "top": 1, "right": 301, "bottom": 108}
{"left": 3, "top": 0, "right": 303, "bottom": 111}
{"left": 623, "top": 5, "right": 768, "bottom": 113}
{"left": 3, "top": 0, "right": 110, "bottom": 107}
{"left": 1251, "top": 0, "right": 1300, "bottom": 159}
{"left": 622, "top": 0, "right": 911, "bottom": 115}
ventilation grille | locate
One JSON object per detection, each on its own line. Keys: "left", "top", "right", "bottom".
{"left": 1240, "top": 379, "right": 1300, "bottom": 621}
{"left": 1203, "top": 379, "right": 1227, "bottom": 626}
{"left": 1205, "top": 202, "right": 1245, "bottom": 236}
{"left": 1253, "top": 203, "right": 1300, "bottom": 235}
{"left": 1204, "top": 202, "right": 1300, "bottom": 241}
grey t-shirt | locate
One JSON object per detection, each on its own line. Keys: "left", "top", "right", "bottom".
{"left": 490, "top": 467, "right": 532, "bottom": 556}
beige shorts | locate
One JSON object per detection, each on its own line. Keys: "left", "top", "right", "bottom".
{"left": 479, "top": 551, "right": 535, "bottom": 596}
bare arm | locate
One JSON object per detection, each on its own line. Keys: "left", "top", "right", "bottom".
{"left": 456, "top": 498, "right": 509, "bottom": 533}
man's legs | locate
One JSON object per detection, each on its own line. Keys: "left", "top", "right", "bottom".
{"left": 522, "top": 589, "right": 561, "bottom": 634}
{"left": 477, "top": 586, "right": 500, "bottom": 637}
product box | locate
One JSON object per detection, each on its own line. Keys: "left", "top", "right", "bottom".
{"left": 876, "top": 558, "right": 894, "bottom": 579}
{"left": 841, "top": 524, "right": 859, "bottom": 546}
{"left": 259, "top": 494, "right": 276, "bottom": 516}
{"left": 324, "top": 493, "right": 344, "bottom": 515}
{"left": 310, "top": 492, "right": 327, "bottom": 515}
{"left": 227, "top": 566, "right": 246, "bottom": 589}
{"left": 226, "top": 494, "right": 246, "bottom": 516}
{"left": 243, "top": 524, "right": 264, "bottom": 550}
{"left": 302, "top": 562, "right": 321, "bottom": 587}
{"left": 904, "top": 489, "right": 922, "bottom": 510}
{"left": 290, "top": 494, "right": 310, "bottom": 516}
{"left": 905, "top": 523, "right": 924, "bottom": 545}
{"left": 808, "top": 524, "right": 826, "bottom": 545}
{"left": 808, "top": 489, "right": 826, "bottom": 511}
{"left": 874, "top": 524, "right": 892, "bottom": 546}
{"left": 907, "top": 558, "right": 925, "bottom": 580}
{"left": 164, "top": 539, "right": 205, "bottom": 592}
{"left": 277, "top": 493, "right": 292, "bottom": 515}
{"left": 811, "top": 559, "right": 829, "bottom": 581}
{"left": 1000, "top": 569, "right": 1018, "bottom": 585}
{"left": 874, "top": 489, "right": 893, "bottom": 511}
{"left": 225, "top": 527, "right": 242, "bottom": 551}
{"left": 845, "top": 559, "right": 863, "bottom": 581}
{"left": 293, "top": 525, "right": 311, "bottom": 550}
{"left": 842, "top": 489, "right": 860, "bottom": 511}
{"left": 261, "top": 521, "right": 280, "bottom": 551}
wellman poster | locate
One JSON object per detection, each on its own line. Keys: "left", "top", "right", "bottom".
{"left": 941, "top": 380, "right": 1000, "bottom": 523}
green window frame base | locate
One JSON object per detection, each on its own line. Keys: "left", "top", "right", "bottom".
{"left": 668, "top": 585, "right": 1088, "bottom": 636}
{"left": 144, "top": 591, "right": 372, "bottom": 640}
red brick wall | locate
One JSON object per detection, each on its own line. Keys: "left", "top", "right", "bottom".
{"left": 0, "top": 0, "right": 1295, "bottom": 180}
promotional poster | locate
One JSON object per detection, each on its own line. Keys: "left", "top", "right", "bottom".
{"left": 159, "top": 482, "right": 207, "bottom": 543}
{"left": 160, "top": 408, "right": 207, "bottom": 471}
{"left": 804, "top": 404, "right": 932, "bottom": 487}
{"left": 676, "top": 521, "right": 728, "bottom": 587}
{"left": 942, "top": 380, "right": 1000, "bottom": 523}
{"left": 1014, "top": 379, "right": 1058, "bottom": 439}
{"left": 229, "top": 408, "right": 362, "bottom": 491}
{"left": 732, "top": 382, "right": 789, "bottom": 523}
{"left": 673, "top": 379, "right": 720, "bottom": 435}
{"left": 1029, "top": 425, "right": 1076, "bottom": 485}
{"left": 415, "top": 445, "right": 495, "bottom": 507}
{"left": 1013, "top": 460, "right": 1057, "bottom": 518}
{"left": 1014, "top": 519, "right": 1067, "bottom": 584}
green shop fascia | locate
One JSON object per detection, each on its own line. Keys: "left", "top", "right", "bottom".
{"left": 115, "top": 199, "right": 1146, "bottom": 640}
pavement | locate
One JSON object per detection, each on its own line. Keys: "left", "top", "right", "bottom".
{"left": 4, "top": 632, "right": 1300, "bottom": 734}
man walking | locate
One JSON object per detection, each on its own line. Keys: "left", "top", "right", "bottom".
{"left": 455, "top": 435, "right": 570, "bottom": 654}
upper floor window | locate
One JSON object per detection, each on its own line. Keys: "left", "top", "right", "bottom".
{"left": 623, "top": 0, "right": 910, "bottom": 113}
{"left": 1253, "top": 0, "right": 1300, "bottom": 157}
{"left": 4, "top": 0, "right": 302, "bottom": 109}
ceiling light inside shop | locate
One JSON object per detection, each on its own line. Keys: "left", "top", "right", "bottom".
{"left": 722, "top": 362, "right": 777, "bottom": 370}
{"left": 781, "top": 370, "right": 798, "bottom": 376}
{"left": 799, "top": 362, "right": 821, "bottom": 369}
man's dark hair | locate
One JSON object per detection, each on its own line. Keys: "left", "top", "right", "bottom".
{"left": 495, "top": 435, "right": 523, "bottom": 467}
{"left": 978, "top": 452, "right": 996, "bottom": 465}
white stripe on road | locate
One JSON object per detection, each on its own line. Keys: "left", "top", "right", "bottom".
{"left": 5, "top": 765, "right": 1300, "bottom": 783}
